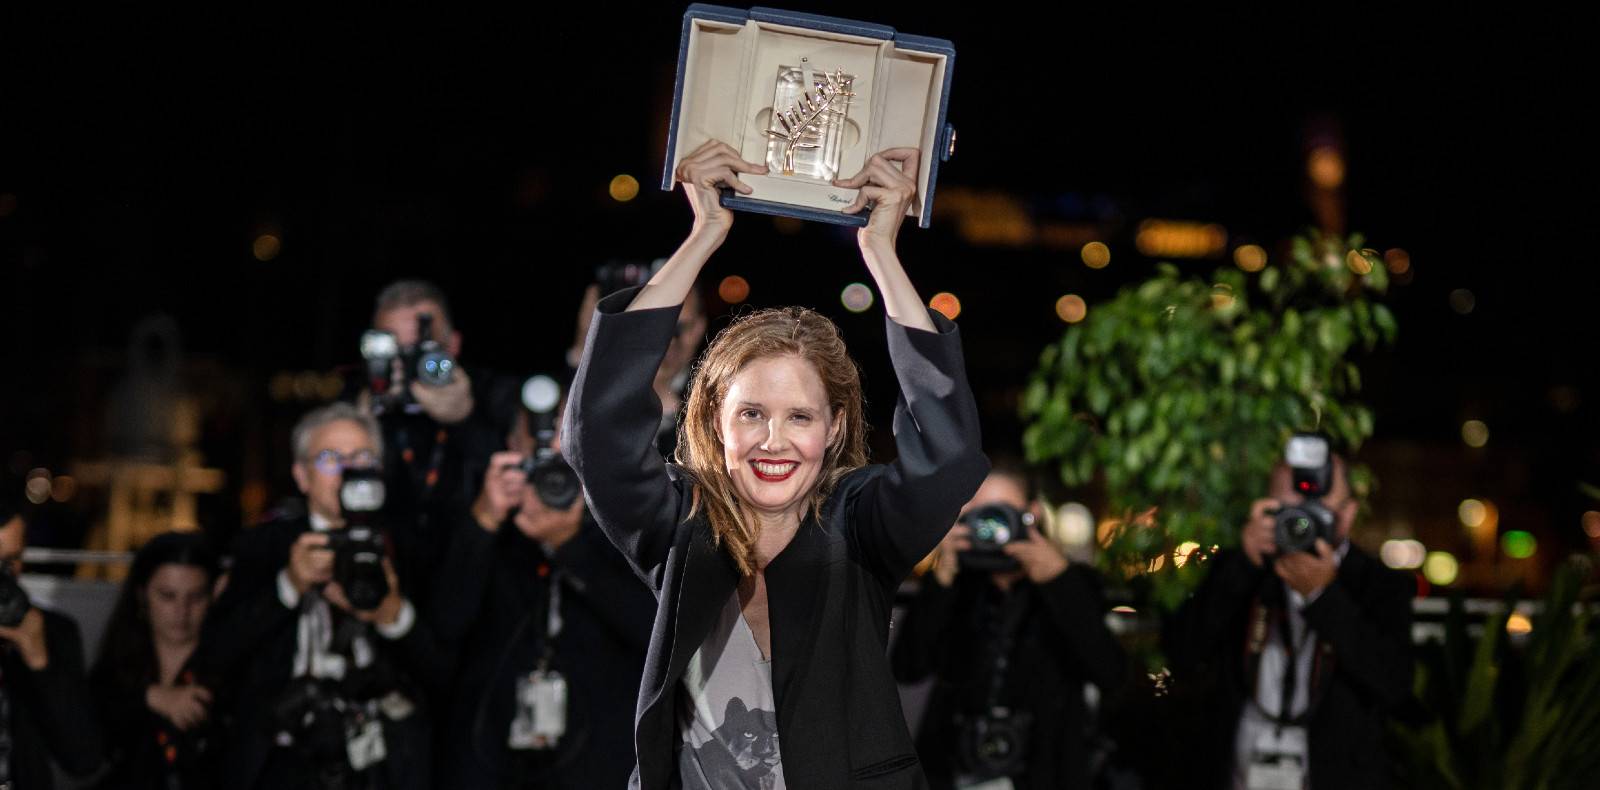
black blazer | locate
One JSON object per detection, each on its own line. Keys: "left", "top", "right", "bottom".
{"left": 428, "top": 511, "right": 654, "bottom": 789}
{"left": 1162, "top": 545, "right": 1414, "bottom": 789}
{"left": 892, "top": 566, "right": 1126, "bottom": 789}
{"left": 1, "top": 608, "right": 105, "bottom": 789}
{"left": 194, "top": 514, "right": 448, "bottom": 790}
{"left": 564, "top": 288, "right": 989, "bottom": 789}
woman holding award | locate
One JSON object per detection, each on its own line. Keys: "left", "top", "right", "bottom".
{"left": 564, "top": 139, "right": 989, "bottom": 789}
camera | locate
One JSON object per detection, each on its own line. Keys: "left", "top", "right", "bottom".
{"left": 0, "top": 564, "right": 31, "bottom": 627}
{"left": 1270, "top": 432, "right": 1338, "bottom": 554}
{"left": 359, "top": 313, "right": 456, "bottom": 415}
{"left": 328, "top": 467, "right": 390, "bottom": 611}
{"left": 273, "top": 676, "right": 363, "bottom": 788}
{"left": 955, "top": 707, "right": 1034, "bottom": 780}
{"left": 957, "top": 503, "right": 1035, "bottom": 573}
{"left": 519, "top": 375, "right": 581, "bottom": 510}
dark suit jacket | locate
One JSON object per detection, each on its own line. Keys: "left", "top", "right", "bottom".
{"left": 429, "top": 511, "right": 654, "bottom": 789}
{"left": 892, "top": 566, "right": 1126, "bottom": 789}
{"left": 1163, "top": 546, "right": 1413, "bottom": 789}
{"left": 565, "top": 288, "right": 989, "bottom": 789}
{"left": 1, "top": 607, "right": 105, "bottom": 789}
{"left": 194, "top": 513, "right": 448, "bottom": 790}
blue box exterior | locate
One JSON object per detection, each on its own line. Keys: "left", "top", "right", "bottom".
{"left": 662, "top": 4, "right": 955, "bottom": 229}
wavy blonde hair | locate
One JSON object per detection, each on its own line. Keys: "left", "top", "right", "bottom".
{"left": 676, "top": 307, "right": 868, "bottom": 575}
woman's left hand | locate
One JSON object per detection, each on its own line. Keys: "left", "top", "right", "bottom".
{"left": 834, "top": 147, "right": 920, "bottom": 255}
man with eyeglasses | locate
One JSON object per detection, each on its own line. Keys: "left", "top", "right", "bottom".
{"left": 196, "top": 403, "right": 445, "bottom": 790}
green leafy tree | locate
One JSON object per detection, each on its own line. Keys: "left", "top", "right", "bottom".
{"left": 1021, "top": 230, "right": 1396, "bottom": 610}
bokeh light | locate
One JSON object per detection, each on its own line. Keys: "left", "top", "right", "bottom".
{"left": 608, "top": 174, "right": 640, "bottom": 202}
{"left": 840, "top": 282, "right": 874, "bottom": 313}
{"left": 1461, "top": 420, "right": 1489, "bottom": 448}
{"left": 1055, "top": 294, "right": 1087, "bottom": 323}
{"left": 1501, "top": 530, "right": 1537, "bottom": 559}
{"left": 718, "top": 275, "right": 750, "bottom": 304}
{"left": 1423, "top": 551, "right": 1459, "bottom": 586}
{"left": 1234, "top": 244, "right": 1267, "bottom": 272}
{"left": 1080, "top": 241, "right": 1111, "bottom": 269}
{"left": 929, "top": 292, "right": 961, "bottom": 320}
{"left": 253, "top": 234, "right": 282, "bottom": 261}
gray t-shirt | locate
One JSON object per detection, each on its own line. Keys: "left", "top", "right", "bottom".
{"left": 677, "top": 592, "right": 785, "bottom": 790}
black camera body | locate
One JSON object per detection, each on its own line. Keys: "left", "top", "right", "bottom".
{"left": 957, "top": 503, "right": 1035, "bottom": 573}
{"left": 360, "top": 313, "right": 456, "bottom": 415}
{"left": 0, "top": 565, "right": 31, "bottom": 627}
{"left": 331, "top": 468, "right": 390, "bottom": 611}
{"left": 273, "top": 676, "right": 361, "bottom": 787}
{"left": 1270, "top": 433, "right": 1339, "bottom": 554}
{"left": 956, "top": 707, "right": 1034, "bottom": 780}
{"left": 520, "top": 375, "right": 581, "bottom": 510}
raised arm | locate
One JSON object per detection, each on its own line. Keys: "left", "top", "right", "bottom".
{"left": 839, "top": 148, "right": 989, "bottom": 581}
{"left": 628, "top": 140, "right": 765, "bottom": 312}
{"left": 565, "top": 140, "right": 766, "bottom": 588}
{"left": 834, "top": 147, "right": 936, "bottom": 332}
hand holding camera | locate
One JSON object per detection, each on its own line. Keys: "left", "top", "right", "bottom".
{"left": 360, "top": 311, "right": 471, "bottom": 423}
{"left": 473, "top": 451, "right": 530, "bottom": 532}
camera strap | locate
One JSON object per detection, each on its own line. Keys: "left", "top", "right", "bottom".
{"left": 1259, "top": 599, "right": 1318, "bottom": 734}
{"left": 978, "top": 586, "right": 1032, "bottom": 711}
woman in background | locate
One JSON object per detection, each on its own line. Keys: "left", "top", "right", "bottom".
{"left": 91, "top": 531, "right": 220, "bottom": 790}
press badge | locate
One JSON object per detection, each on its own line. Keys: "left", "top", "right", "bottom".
{"left": 346, "top": 716, "right": 388, "bottom": 771}
{"left": 508, "top": 669, "right": 568, "bottom": 750}
{"left": 1245, "top": 725, "right": 1308, "bottom": 790}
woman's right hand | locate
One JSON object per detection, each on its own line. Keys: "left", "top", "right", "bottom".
{"left": 147, "top": 683, "right": 212, "bottom": 731}
{"left": 674, "top": 140, "right": 767, "bottom": 241}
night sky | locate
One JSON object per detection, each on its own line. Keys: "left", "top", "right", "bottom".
{"left": 2, "top": 6, "right": 1591, "bottom": 588}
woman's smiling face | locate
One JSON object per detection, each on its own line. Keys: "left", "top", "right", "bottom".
{"left": 718, "top": 354, "right": 840, "bottom": 525}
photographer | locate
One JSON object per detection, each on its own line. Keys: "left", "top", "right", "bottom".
{"left": 359, "top": 280, "right": 504, "bottom": 594}
{"left": 429, "top": 376, "right": 654, "bottom": 789}
{"left": 195, "top": 403, "right": 447, "bottom": 790}
{"left": 892, "top": 465, "right": 1125, "bottom": 790}
{"left": 0, "top": 498, "right": 106, "bottom": 788}
{"left": 1164, "top": 435, "right": 1413, "bottom": 790}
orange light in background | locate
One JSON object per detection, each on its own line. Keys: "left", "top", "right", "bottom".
{"left": 1583, "top": 511, "right": 1600, "bottom": 539}
{"left": 1055, "top": 294, "right": 1087, "bottom": 323}
{"left": 608, "top": 174, "right": 640, "bottom": 202}
{"left": 1135, "top": 220, "right": 1228, "bottom": 258}
{"left": 929, "top": 292, "right": 961, "bottom": 320}
{"left": 1080, "top": 241, "right": 1111, "bottom": 269}
{"left": 1346, "top": 249, "right": 1376, "bottom": 275}
{"left": 49, "top": 475, "right": 77, "bottom": 503}
{"left": 253, "top": 234, "right": 282, "bottom": 261}
{"left": 772, "top": 216, "right": 803, "bottom": 235}
{"left": 1234, "top": 244, "right": 1267, "bottom": 272}
{"left": 718, "top": 275, "right": 750, "bottom": 304}
{"left": 1308, "top": 146, "right": 1346, "bottom": 189}
{"left": 1506, "top": 612, "right": 1533, "bottom": 635}
{"left": 1384, "top": 248, "right": 1411, "bottom": 274}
